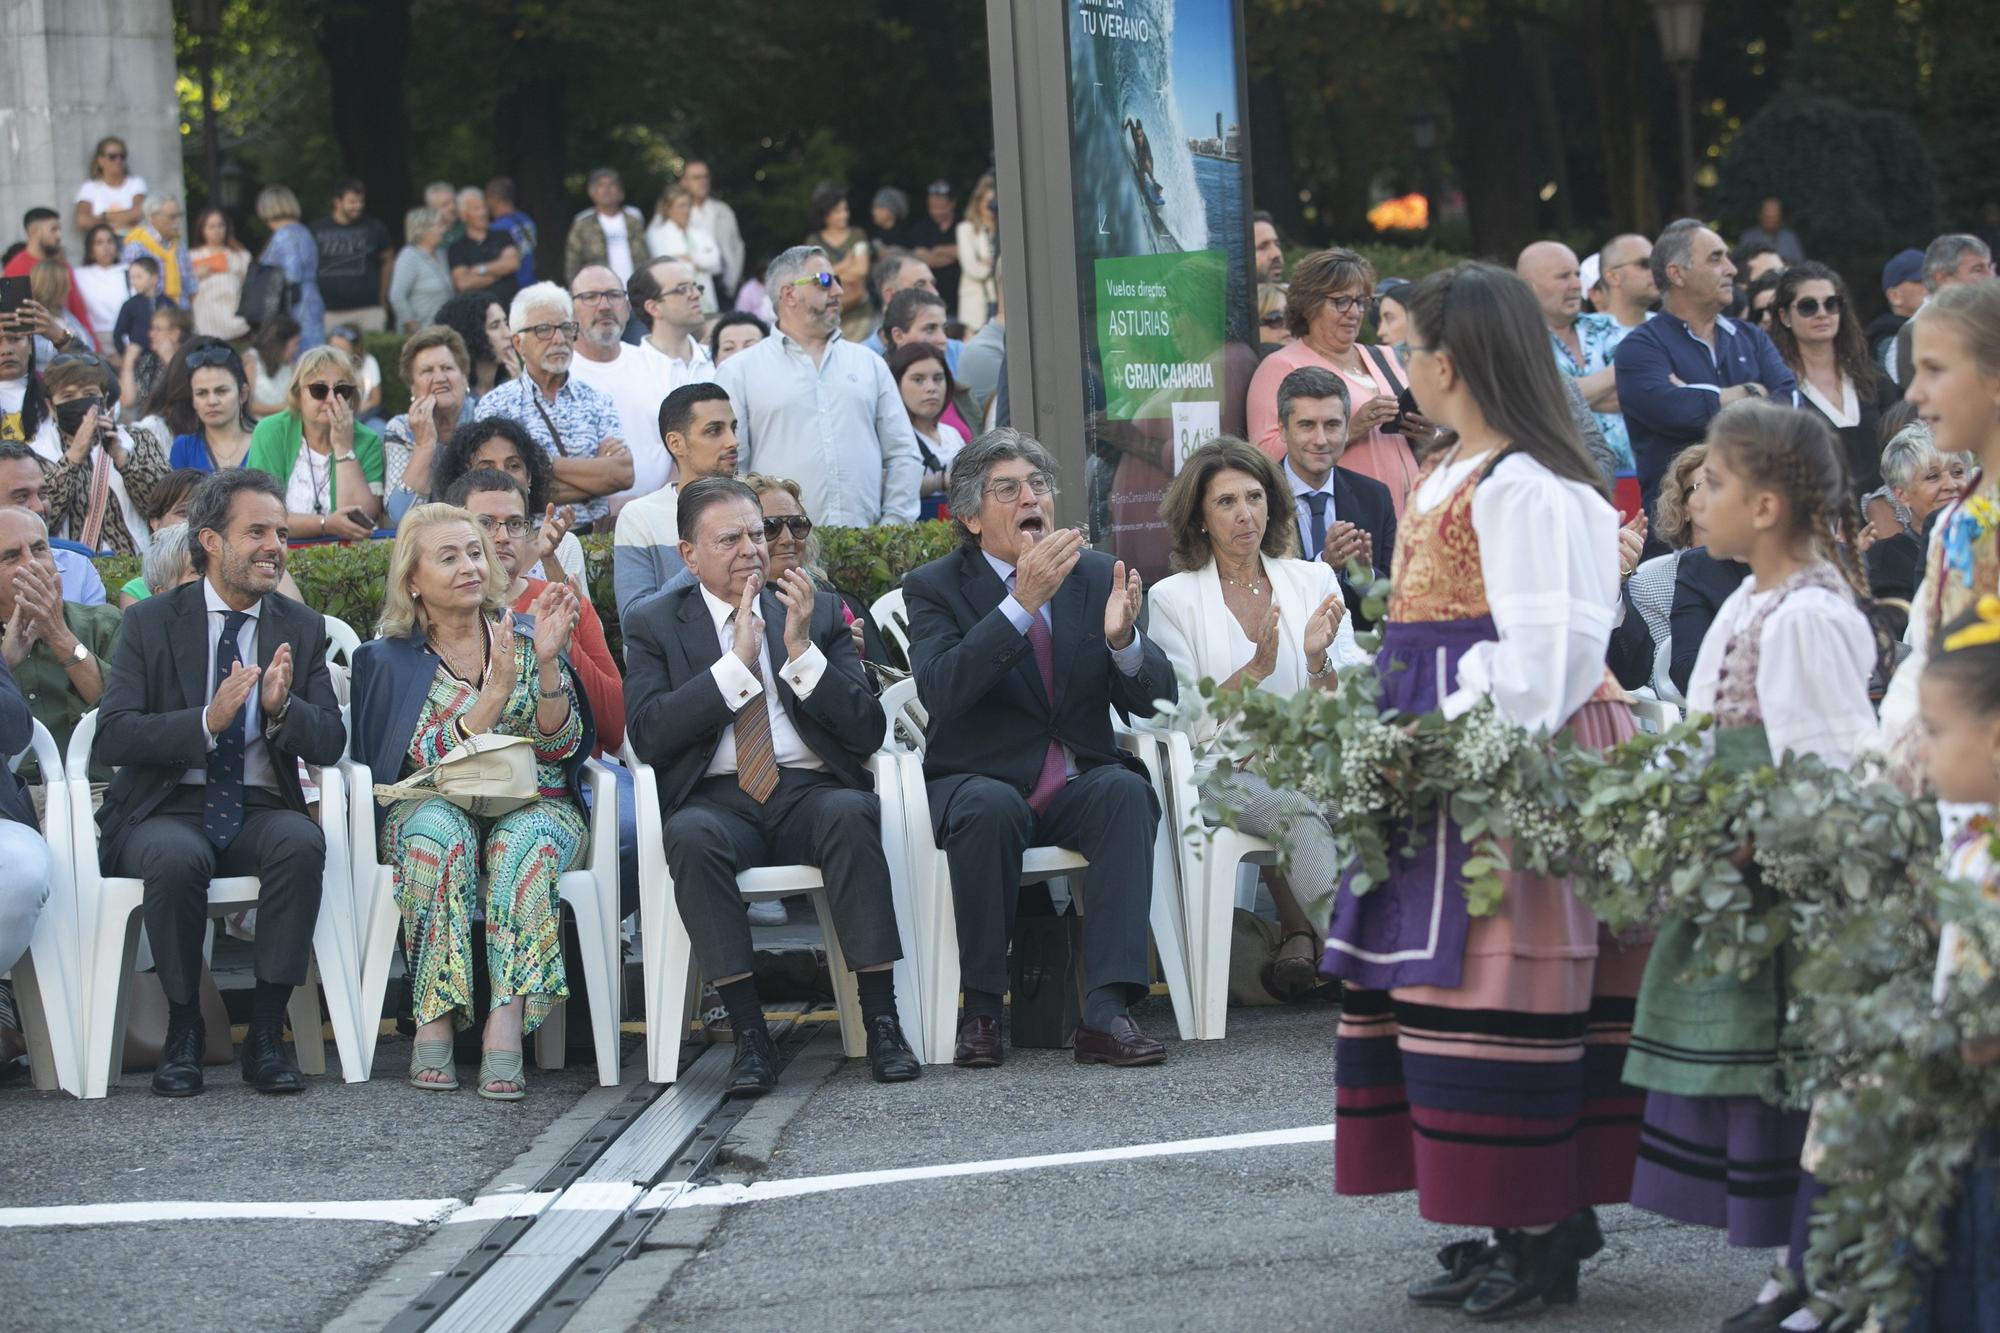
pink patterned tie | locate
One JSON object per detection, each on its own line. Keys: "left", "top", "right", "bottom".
{"left": 1023, "top": 608, "right": 1066, "bottom": 814}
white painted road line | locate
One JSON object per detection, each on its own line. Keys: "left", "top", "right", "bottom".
{"left": 0, "top": 1198, "right": 463, "bottom": 1228}
{"left": 658, "top": 1123, "right": 1338, "bottom": 1211}
{"left": 442, "top": 1191, "right": 560, "bottom": 1224}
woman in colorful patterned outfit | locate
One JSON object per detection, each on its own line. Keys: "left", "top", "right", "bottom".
{"left": 349, "top": 503, "right": 596, "bottom": 1100}
{"left": 1322, "top": 262, "right": 1647, "bottom": 1320}
{"left": 1623, "top": 402, "right": 1880, "bottom": 1333}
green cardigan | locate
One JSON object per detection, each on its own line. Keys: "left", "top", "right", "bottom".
{"left": 245, "top": 410, "right": 386, "bottom": 516}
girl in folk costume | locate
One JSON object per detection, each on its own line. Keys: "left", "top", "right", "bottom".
{"left": 1878, "top": 281, "right": 2000, "bottom": 793}
{"left": 1623, "top": 401, "right": 1882, "bottom": 1333}
{"left": 1322, "top": 263, "right": 1648, "bottom": 1320}
{"left": 1910, "top": 599, "right": 2000, "bottom": 1332}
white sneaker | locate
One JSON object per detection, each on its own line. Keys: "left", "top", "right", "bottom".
{"left": 746, "top": 899, "right": 788, "bottom": 927}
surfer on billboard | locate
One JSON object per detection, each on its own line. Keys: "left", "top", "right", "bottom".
{"left": 1123, "top": 118, "right": 1167, "bottom": 208}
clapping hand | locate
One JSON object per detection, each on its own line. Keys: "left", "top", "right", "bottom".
{"left": 530, "top": 582, "right": 579, "bottom": 664}
{"left": 771, "top": 568, "right": 817, "bottom": 664}
{"left": 1618, "top": 511, "right": 1647, "bottom": 580}
{"left": 536, "top": 503, "right": 573, "bottom": 565}
{"left": 1011, "top": 527, "right": 1084, "bottom": 614}
{"left": 61, "top": 403, "right": 100, "bottom": 465}
{"left": 1103, "top": 559, "right": 1143, "bottom": 650}
{"left": 731, "top": 576, "right": 764, "bottom": 668}
{"left": 1243, "top": 604, "right": 1281, "bottom": 684}
{"left": 206, "top": 660, "right": 261, "bottom": 737}
{"left": 260, "top": 642, "right": 293, "bottom": 716}
{"left": 1322, "top": 520, "right": 1370, "bottom": 572}
{"left": 1302, "top": 591, "right": 1347, "bottom": 669}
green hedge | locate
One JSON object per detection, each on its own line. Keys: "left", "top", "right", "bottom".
{"left": 98, "top": 521, "right": 960, "bottom": 661}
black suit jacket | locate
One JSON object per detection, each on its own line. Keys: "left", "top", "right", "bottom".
{"left": 95, "top": 579, "right": 346, "bottom": 864}
{"left": 1667, "top": 547, "right": 1752, "bottom": 697}
{"left": 903, "top": 545, "right": 1176, "bottom": 799}
{"left": 624, "top": 581, "right": 886, "bottom": 812}
{"left": 1297, "top": 467, "right": 1398, "bottom": 629}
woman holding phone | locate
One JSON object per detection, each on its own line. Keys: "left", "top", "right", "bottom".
{"left": 245, "top": 344, "right": 385, "bottom": 540}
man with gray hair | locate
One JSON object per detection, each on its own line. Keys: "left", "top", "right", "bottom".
{"left": 1614, "top": 217, "right": 1797, "bottom": 514}
{"left": 476, "top": 282, "right": 633, "bottom": 530}
{"left": 567, "top": 263, "right": 670, "bottom": 511}
{"left": 715, "top": 246, "right": 922, "bottom": 526}
{"left": 120, "top": 194, "right": 193, "bottom": 310}
{"left": 0, "top": 505, "right": 119, "bottom": 780}
{"left": 423, "top": 181, "right": 461, "bottom": 244}
{"left": 902, "top": 427, "right": 1177, "bottom": 1069}
{"left": 861, "top": 252, "right": 964, "bottom": 372}
{"left": 564, "top": 167, "right": 650, "bottom": 285}
{"left": 1892, "top": 233, "right": 1995, "bottom": 389}
{"left": 447, "top": 186, "right": 522, "bottom": 306}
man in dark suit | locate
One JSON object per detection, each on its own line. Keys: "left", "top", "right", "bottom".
{"left": 624, "top": 476, "right": 918, "bottom": 1096}
{"left": 0, "top": 654, "right": 54, "bottom": 1078}
{"left": 96, "top": 469, "right": 346, "bottom": 1097}
{"left": 904, "top": 428, "right": 1178, "bottom": 1069}
{"left": 1276, "top": 367, "right": 1397, "bottom": 627}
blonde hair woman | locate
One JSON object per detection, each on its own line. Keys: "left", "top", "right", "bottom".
{"left": 255, "top": 183, "right": 327, "bottom": 350}
{"left": 349, "top": 503, "right": 593, "bottom": 1099}
{"left": 244, "top": 345, "right": 385, "bottom": 540}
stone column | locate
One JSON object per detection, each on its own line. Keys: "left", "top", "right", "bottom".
{"left": 0, "top": 0, "right": 185, "bottom": 256}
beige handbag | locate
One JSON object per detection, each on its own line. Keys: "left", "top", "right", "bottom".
{"left": 374, "top": 732, "right": 539, "bottom": 817}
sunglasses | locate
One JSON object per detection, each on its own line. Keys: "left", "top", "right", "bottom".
{"left": 306, "top": 381, "right": 358, "bottom": 402}
{"left": 788, "top": 272, "right": 837, "bottom": 290}
{"left": 1789, "top": 295, "right": 1843, "bottom": 318}
{"left": 102, "top": 151, "right": 126, "bottom": 161}
{"left": 761, "top": 515, "right": 813, "bottom": 540}
{"left": 1259, "top": 311, "right": 1286, "bottom": 327}
{"left": 47, "top": 351, "right": 108, "bottom": 371}
{"left": 185, "top": 345, "right": 234, "bottom": 369}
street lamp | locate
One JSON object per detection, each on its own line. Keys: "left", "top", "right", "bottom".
{"left": 1650, "top": 0, "right": 1706, "bottom": 218}
{"left": 185, "top": 0, "right": 224, "bottom": 209}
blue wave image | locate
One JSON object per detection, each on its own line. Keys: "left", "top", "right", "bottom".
{"left": 1069, "top": 0, "right": 1210, "bottom": 258}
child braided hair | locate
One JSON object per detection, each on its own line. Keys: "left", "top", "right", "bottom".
{"left": 1705, "top": 398, "right": 1898, "bottom": 679}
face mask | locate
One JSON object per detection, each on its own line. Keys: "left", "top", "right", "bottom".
{"left": 54, "top": 394, "right": 105, "bottom": 440}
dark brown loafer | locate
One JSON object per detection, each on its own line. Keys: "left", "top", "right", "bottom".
{"left": 952, "top": 1015, "right": 1002, "bottom": 1068}
{"left": 1074, "top": 1014, "right": 1165, "bottom": 1066}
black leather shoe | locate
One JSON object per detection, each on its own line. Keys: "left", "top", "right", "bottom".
{"left": 1408, "top": 1237, "right": 1499, "bottom": 1307}
{"left": 724, "top": 1027, "right": 778, "bottom": 1098}
{"left": 1717, "top": 1292, "right": 1804, "bottom": 1332}
{"left": 1462, "top": 1221, "right": 1582, "bottom": 1322}
{"left": 952, "top": 1014, "right": 1002, "bottom": 1068}
{"left": 151, "top": 1018, "right": 206, "bottom": 1097}
{"left": 239, "top": 1021, "right": 306, "bottom": 1094}
{"left": 1073, "top": 1014, "right": 1166, "bottom": 1066}
{"left": 865, "top": 1015, "right": 921, "bottom": 1083}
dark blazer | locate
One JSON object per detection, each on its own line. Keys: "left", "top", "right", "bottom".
{"left": 903, "top": 545, "right": 1177, "bottom": 797}
{"left": 349, "top": 616, "right": 598, "bottom": 836}
{"left": 1667, "top": 546, "right": 1751, "bottom": 697}
{"left": 95, "top": 580, "right": 346, "bottom": 864}
{"left": 1606, "top": 583, "right": 1656, "bottom": 692}
{"left": 624, "top": 580, "right": 885, "bottom": 812}
{"left": 1294, "top": 466, "right": 1397, "bottom": 628}
{"left": 0, "top": 658, "right": 40, "bottom": 829}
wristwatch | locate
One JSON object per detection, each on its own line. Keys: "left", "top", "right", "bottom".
{"left": 67, "top": 642, "right": 89, "bottom": 666}
{"left": 1307, "top": 649, "right": 1335, "bottom": 679}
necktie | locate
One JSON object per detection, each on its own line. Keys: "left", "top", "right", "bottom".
{"left": 203, "top": 610, "right": 249, "bottom": 849}
{"left": 731, "top": 615, "right": 779, "bottom": 803}
{"left": 1021, "top": 603, "right": 1066, "bottom": 816}
{"left": 1304, "top": 491, "right": 1329, "bottom": 562}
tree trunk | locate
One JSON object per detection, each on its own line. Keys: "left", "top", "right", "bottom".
{"left": 1446, "top": 17, "right": 1538, "bottom": 260}
{"left": 1524, "top": 29, "right": 1573, "bottom": 235}
{"left": 1247, "top": 62, "right": 1302, "bottom": 238}
{"left": 494, "top": 72, "right": 568, "bottom": 260}
{"left": 305, "top": 0, "right": 413, "bottom": 226}
{"left": 1582, "top": 0, "right": 1657, "bottom": 238}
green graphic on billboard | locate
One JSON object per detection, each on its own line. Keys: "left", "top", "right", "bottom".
{"left": 1093, "top": 251, "right": 1227, "bottom": 423}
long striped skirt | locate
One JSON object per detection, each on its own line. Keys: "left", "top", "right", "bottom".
{"left": 1332, "top": 698, "right": 1650, "bottom": 1228}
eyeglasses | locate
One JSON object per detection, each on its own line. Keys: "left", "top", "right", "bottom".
{"left": 1327, "top": 294, "right": 1376, "bottom": 316}
{"left": 47, "top": 351, "right": 108, "bottom": 371}
{"left": 474, "top": 515, "right": 531, "bottom": 538}
{"left": 986, "top": 473, "right": 1055, "bottom": 503}
{"left": 185, "top": 345, "right": 234, "bottom": 369}
{"left": 1608, "top": 257, "right": 1652, "bottom": 272}
{"left": 519, "top": 321, "right": 581, "bottom": 342}
{"left": 1790, "top": 295, "right": 1844, "bottom": 318}
{"left": 101, "top": 151, "right": 125, "bottom": 161}
{"left": 788, "top": 272, "right": 837, "bottom": 290}
{"left": 761, "top": 515, "right": 813, "bottom": 540}
{"left": 655, "top": 282, "right": 702, "bottom": 300}
{"left": 306, "top": 381, "right": 358, "bottom": 402}
{"left": 572, "top": 289, "right": 628, "bottom": 306}
{"left": 705, "top": 525, "right": 767, "bottom": 551}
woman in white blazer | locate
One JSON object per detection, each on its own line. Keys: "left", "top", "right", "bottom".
{"left": 1148, "top": 437, "right": 1369, "bottom": 998}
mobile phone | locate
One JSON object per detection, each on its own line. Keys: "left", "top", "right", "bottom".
{"left": 0, "top": 277, "right": 29, "bottom": 319}
{"left": 347, "top": 508, "right": 373, "bottom": 530}
{"left": 1379, "top": 386, "right": 1420, "bottom": 435}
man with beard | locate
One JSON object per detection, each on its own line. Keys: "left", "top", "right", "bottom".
{"left": 715, "top": 246, "right": 920, "bottom": 526}
{"left": 2, "top": 209, "right": 94, "bottom": 344}
{"left": 566, "top": 264, "right": 672, "bottom": 513}
{"left": 95, "top": 468, "right": 346, "bottom": 1097}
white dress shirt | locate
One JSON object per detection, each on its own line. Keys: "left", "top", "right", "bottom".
{"left": 1283, "top": 456, "right": 1337, "bottom": 561}
{"left": 699, "top": 582, "right": 829, "bottom": 777}
{"left": 713, "top": 329, "right": 923, "bottom": 526}
{"left": 185, "top": 580, "right": 279, "bottom": 791}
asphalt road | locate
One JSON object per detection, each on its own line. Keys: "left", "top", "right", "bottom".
{"left": 633, "top": 999, "right": 1770, "bottom": 1333}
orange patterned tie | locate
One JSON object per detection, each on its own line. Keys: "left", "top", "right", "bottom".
{"left": 733, "top": 648, "right": 780, "bottom": 803}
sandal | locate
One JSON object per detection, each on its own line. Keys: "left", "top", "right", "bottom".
{"left": 477, "top": 1049, "right": 527, "bottom": 1101}
{"left": 408, "top": 1039, "right": 459, "bottom": 1091}
{"left": 1264, "top": 929, "right": 1324, "bottom": 1002}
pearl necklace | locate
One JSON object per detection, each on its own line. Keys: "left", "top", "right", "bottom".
{"left": 1219, "top": 563, "right": 1267, "bottom": 596}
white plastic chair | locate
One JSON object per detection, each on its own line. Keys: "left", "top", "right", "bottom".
{"left": 869, "top": 587, "right": 913, "bottom": 670}
{"left": 66, "top": 709, "right": 368, "bottom": 1098}
{"left": 341, "top": 754, "right": 623, "bottom": 1085}
{"left": 6, "top": 720, "right": 84, "bottom": 1095}
{"left": 321, "top": 614, "right": 362, "bottom": 669}
{"left": 621, "top": 732, "right": 927, "bottom": 1085}
{"left": 1149, "top": 726, "right": 1278, "bottom": 1039}
{"left": 880, "top": 680, "right": 1196, "bottom": 1064}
